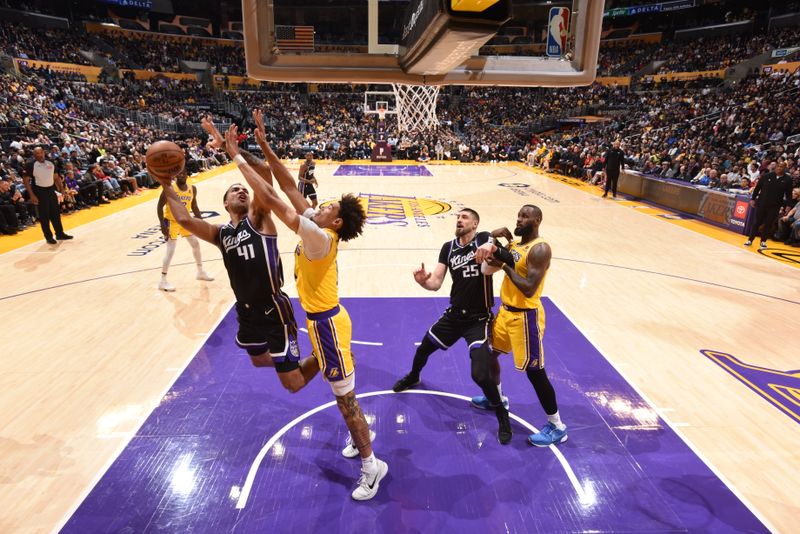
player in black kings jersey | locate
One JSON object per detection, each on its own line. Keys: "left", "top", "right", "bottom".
{"left": 151, "top": 117, "right": 320, "bottom": 394}
{"left": 393, "top": 208, "right": 513, "bottom": 444}
{"left": 298, "top": 152, "right": 318, "bottom": 208}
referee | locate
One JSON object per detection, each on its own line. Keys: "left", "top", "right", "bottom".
{"left": 23, "top": 147, "right": 72, "bottom": 244}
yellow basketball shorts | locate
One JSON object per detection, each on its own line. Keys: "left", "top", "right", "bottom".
{"left": 306, "top": 304, "right": 354, "bottom": 382}
{"left": 490, "top": 305, "right": 545, "bottom": 370}
{"left": 164, "top": 219, "right": 192, "bottom": 240}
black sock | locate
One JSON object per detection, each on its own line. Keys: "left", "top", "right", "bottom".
{"left": 526, "top": 367, "right": 558, "bottom": 415}
{"left": 410, "top": 336, "right": 438, "bottom": 377}
{"left": 471, "top": 343, "right": 502, "bottom": 406}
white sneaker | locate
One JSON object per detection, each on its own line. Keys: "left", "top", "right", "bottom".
{"left": 341, "top": 429, "right": 377, "bottom": 458}
{"left": 351, "top": 459, "right": 388, "bottom": 501}
{"left": 196, "top": 270, "right": 215, "bottom": 281}
{"left": 158, "top": 279, "right": 176, "bottom": 292}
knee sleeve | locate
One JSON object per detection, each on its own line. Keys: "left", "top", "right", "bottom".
{"left": 330, "top": 373, "right": 355, "bottom": 396}
{"left": 161, "top": 239, "right": 177, "bottom": 273}
{"left": 185, "top": 234, "right": 203, "bottom": 263}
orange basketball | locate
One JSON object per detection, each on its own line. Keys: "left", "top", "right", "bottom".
{"left": 146, "top": 140, "right": 185, "bottom": 178}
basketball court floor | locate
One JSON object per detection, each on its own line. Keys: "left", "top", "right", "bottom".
{"left": 1, "top": 161, "right": 797, "bottom": 533}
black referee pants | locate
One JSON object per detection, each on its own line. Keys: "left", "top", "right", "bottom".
{"left": 748, "top": 203, "right": 781, "bottom": 242}
{"left": 33, "top": 185, "right": 64, "bottom": 240}
{"left": 604, "top": 169, "right": 620, "bottom": 197}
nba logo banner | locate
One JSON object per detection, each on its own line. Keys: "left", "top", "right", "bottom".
{"left": 547, "top": 7, "right": 570, "bottom": 57}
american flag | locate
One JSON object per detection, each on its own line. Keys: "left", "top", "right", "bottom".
{"left": 275, "top": 25, "right": 315, "bottom": 51}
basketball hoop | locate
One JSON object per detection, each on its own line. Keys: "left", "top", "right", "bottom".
{"left": 377, "top": 108, "right": 387, "bottom": 122}
{"left": 392, "top": 84, "right": 440, "bottom": 133}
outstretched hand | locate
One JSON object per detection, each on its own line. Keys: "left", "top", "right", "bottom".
{"left": 224, "top": 125, "right": 240, "bottom": 159}
{"left": 485, "top": 255, "right": 503, "bottom": 268}
{"left": 475, "top": 242, "right": 497, "bottom": 263}
{"left": 413, "top": 263, "right": 432, "bottom": 286}
{"left": 253, "top": 109, "right": 272, "bottom": 152}
{"left": 253, "top": 109, "right": 265, "bottom": 137}
{"left": 491, "top": 226, "right": 513, "bottom": 243}
{"left": 254, "top": 125, "right": 268, "bottom": 149}
{"left": 201, "top": 115, "right": 224, "bottom": 150}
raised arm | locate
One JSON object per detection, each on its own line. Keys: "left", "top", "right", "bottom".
{"left": 253, "top": 109, "right": 310, "bottom": 215}
{"left": 201, "top": 115, "right": 224, "bottom": 150}
{"left": 502, "top": 242, "right": 551, "bottom": 298}
{"left": 226, "top": 125, "right": 301, "bottom": 233}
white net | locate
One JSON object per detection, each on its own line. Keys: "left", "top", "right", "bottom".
{"left": 392, "top": 83, "right": 440, "bottom": 133}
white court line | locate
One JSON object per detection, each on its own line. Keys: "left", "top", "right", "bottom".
{"left": 52, "top": 302, "right": 235, "bottom": 534}
{"left": 235, "top": 389, "right": 587, "bottom": 509}
{"left": 550, "top": 300, "right": 778, "bottom": 534}
{"left": 298, "top": 327, "right": 383, "bottom": 346}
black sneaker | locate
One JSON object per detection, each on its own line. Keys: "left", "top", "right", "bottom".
{"left": 496, "top": 406, "right": 512, "bottom": 445}
{"left": 45, "top": 237, "right": 57, "bottom": 244}
{"left": 56, "top": 233, "right": 74, "bottom": 240}
{"left": 392, "top": 373, "right": 420, "bottom": 393}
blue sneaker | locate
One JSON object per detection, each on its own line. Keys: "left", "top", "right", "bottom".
{"left": 528, "top": 422, "right": 568, "bottom": 447}
{"left": 470, "top": 395, "right": 510, "bottom": 410}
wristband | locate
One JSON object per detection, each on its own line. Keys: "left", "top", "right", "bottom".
{"left": 494, "top": 246, "right": 516, "bottom": 268}
{"left": 234, "top": 154, "right": 246, "bottom": 166}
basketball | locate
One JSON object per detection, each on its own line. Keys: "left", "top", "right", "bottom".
{"left": 146, "top": 140, "right": 185, "bottom": 178}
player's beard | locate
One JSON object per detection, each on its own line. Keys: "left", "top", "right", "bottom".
{"left": 514, "top": 223, "right": 532, "bottom": 236}
{"left": 454, "top": 225, "right": 471, "bottom": 238}
{"left": 230, "top": 200, "right": 248, "bottom": 216}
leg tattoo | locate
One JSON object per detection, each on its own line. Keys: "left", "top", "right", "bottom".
{"left": 336, "top": 391, "right": 373, "bottom": 458}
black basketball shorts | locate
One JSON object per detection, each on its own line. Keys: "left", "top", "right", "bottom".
{"left": 425, "top": 308, "right": 492, "bottom": 350}
{"left": 235, "top": 298, "right": 300, "bottom": 371}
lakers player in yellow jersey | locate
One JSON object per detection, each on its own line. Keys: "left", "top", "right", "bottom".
{"left": 224, "top": 120, "right": 388, "bottom": 501}
{"left": 156, "top": 171, "right": 214, "bottom": 291}
{"left": 476, "top": 204, "right": 568, "bottom": 447}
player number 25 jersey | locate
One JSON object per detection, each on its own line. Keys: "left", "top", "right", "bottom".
{"left": 438, "top": 231, "right": 493, "bottom": 313}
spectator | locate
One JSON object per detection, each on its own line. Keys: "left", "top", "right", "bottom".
{"left": 778, "top": 188, "right": 800, "bottom": 245}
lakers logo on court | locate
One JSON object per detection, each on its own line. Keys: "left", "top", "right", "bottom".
{"left": 701, "top": 349, "right": 800, "bottom": 424}
{"left": 323, "top": 194, "right": 451, "bottom": 227}
{"left": 757, "top": 247, "right": 800, "bottom": 266}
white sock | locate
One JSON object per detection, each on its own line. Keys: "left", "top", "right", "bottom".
{"left": 496, "top": 382, "right": 503, "bottom": 398}
{"left": 547, "top": 411, "right": 566, "bottom": 431}
{"left": 361, "top": 452, "right": 377, "bottom": 472}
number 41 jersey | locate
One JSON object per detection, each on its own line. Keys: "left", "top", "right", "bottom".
{"left": 218, "top": 217, "right": 288, "bottom": 306}
{"left": 438, "top": 231, "right": 494, "bottom": 313}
